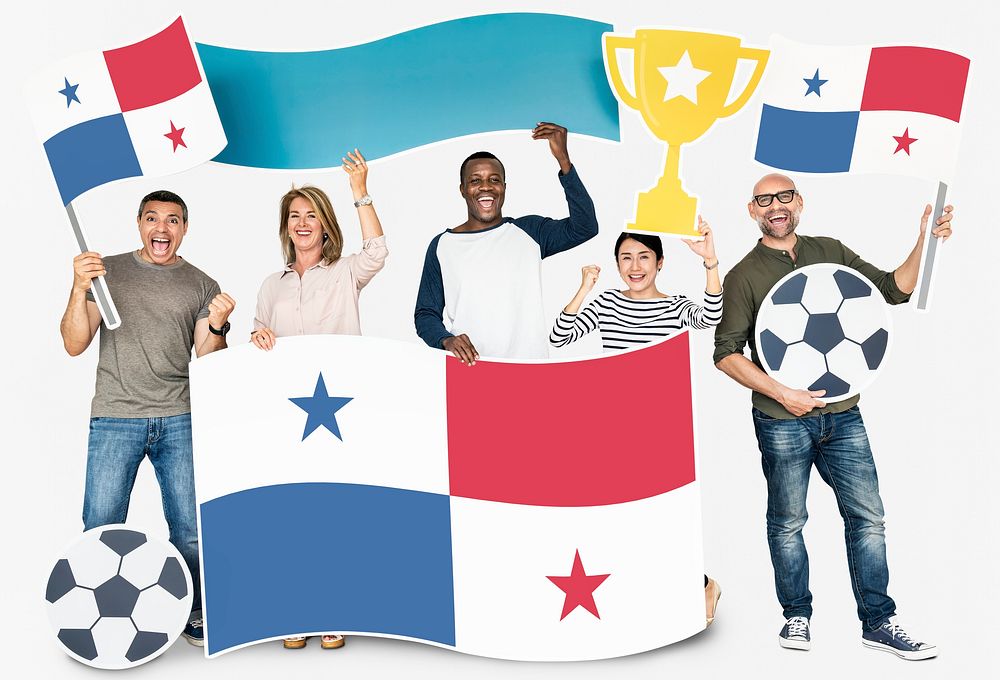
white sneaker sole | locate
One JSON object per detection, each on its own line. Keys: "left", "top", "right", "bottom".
{"left": 862, "top": 640, "right": 937, "bottom": 660}
{"left": 182, "top": 634, "right": 205, "bottom": 647}
{"left": 779, "top": 636, "right": 811, "bottom": 651}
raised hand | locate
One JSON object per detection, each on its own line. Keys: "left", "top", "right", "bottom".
{"left": 207, "top": 293, "right": 236, "bottom": 329}
{"left": 919, "top": 203, "right": 954, "bottom": 241}
{"left": 682, "top": 216, "right": 717, "bottom": 262}
{"left": 72, "top": 251, "right": 106, "bottom": 293}
{"left": 531, "top": 122, "right": 571, "bottom": 174}
{"left": 580, "top": 265, "right": 601, "bottom": 293}
{"left": 342, "top": 148, "right": 369, "bottom": 198}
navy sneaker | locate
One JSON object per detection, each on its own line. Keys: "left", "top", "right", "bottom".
{"left": 778, "top": 616, "right": 811, "bottom": 650}
{"left": 182, "top": 618, "right": 204, "bottom": 647}
{"left": 862, "top": 618, "right": 937, "bottom": 660}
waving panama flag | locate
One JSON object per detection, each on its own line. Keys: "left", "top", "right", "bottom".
{"left": 190, "top": 334, "right": 705, "bottom": 660}
{"left": 754, "top": 36, "right": 969, "bottom": 183}
{"left": 25, "top": 16, "right": 227, "bottom": 205}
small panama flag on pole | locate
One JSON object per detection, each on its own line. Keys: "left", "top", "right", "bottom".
{"left": 753, "top": 36, "right": 970, "bottom": 311}
{"left": 25, "top": 16, "right": 227, "bottom": 329}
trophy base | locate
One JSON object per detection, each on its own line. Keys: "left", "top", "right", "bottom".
{"left": 628, "top": 187, "right": 700, "bottom": 238}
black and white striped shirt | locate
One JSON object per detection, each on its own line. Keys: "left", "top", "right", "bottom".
{"left": 550, "top": 289, "right": 724, "bottom": 351}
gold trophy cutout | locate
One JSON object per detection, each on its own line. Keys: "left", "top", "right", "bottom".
{"left": 605, "top": 30, "right": 769, "bottom": 236}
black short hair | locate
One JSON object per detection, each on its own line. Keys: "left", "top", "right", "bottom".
{"left": 460, "top": 151, "right": 505, "bottom": 183}
{"left": 614, "top": 231, "right": 663, "bottom": 261}
{"left": 138, "top": 190, "right": 188, "bottom": 223}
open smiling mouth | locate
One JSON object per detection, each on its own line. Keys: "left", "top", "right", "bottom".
{"left": 151, "top": 237, "right": 171, "bottom": 255}
{"left": 766, "top": 211, "right": 789, "bottom": 227}
{"left": 476, "top": 195, "right": 496, "bottom": 211}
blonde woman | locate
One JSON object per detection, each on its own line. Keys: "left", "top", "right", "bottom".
{"left": 251, "top": 150, "right": 387, "bottom": 649}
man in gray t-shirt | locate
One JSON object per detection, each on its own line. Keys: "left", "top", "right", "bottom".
{"left": 60, "top": 190, "right": 236, "bottom": 647}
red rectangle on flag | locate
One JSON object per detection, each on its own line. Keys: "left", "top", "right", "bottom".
{"left": 447, "top": 333, "right": 696, "bottom": 507}
{"left": 861, "top": 46, "right": 969, "bottom": 122}
{"left": 103, "top": 17, "right": 202, "bottom": 112}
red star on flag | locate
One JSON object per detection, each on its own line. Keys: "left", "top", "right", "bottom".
{"left": 546, "top": 550, "right": 610, "bottom": 621}
{"left": 892, "top": 127, "right": 918, "bottom": 155}
{"left": 164, "top": 120, "right": 187, "bottom": 152}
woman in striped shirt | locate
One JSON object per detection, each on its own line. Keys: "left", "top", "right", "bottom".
{"left": 550, "top": 218, "right": 724, "bottom": 625}
{"left": 550, "top": 219, "right": 723, "bottom": 351}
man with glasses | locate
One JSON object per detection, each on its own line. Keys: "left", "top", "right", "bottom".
{"left": 713, "top": 173, "right": 953, "bottom": 660}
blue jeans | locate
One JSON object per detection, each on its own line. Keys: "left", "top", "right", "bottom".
{"left": 752, "top": 406, "right": 895, "bottom": 631}
{"left": 83, "top": 414, "right": 200, "bottom": 614}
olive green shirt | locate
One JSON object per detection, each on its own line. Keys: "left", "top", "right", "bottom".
{"left": 713, "top": 234, "right": 909, "bottom": 419}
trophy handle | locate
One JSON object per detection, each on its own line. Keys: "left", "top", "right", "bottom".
{"left": 603, "top": 35, "right": 641, "bottom": 110}
{"left": 719, "top": 47, "right": 771, "bottom": 118}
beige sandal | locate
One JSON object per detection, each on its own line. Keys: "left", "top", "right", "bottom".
{"left": 283, "top": 636, "right": 307, "bottom": 649}
{"left": 321, "top": 634, "right": 345, "bottom": 649}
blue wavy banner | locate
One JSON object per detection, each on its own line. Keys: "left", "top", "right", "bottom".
{"left": 196, "top": 13, "right": 619, "bottom": 169}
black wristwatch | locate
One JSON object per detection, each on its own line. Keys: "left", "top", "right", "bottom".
{"left": 208, "top": 321, "right": 231, "bottom": 337}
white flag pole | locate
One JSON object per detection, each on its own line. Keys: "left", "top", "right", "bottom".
{"left": 65, "top": 202, "right": 121, "bottom": 330}
{"left": 914, "top": 181, "right": 948, "bottom": 312}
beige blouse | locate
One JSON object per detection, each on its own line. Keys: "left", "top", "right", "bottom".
{"left": 253, "top": 235, "right": 388, "bottom": 337}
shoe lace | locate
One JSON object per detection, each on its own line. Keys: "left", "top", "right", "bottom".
{"left": 787, "top": 616, "right": 809, "bottom": 636}
{"left": 187, "top": 618, "right": 203, "bottom": 628}
{"left": 885, "top": 622, "right": 916, "bottom": 645}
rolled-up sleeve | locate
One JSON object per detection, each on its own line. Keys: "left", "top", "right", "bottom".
{"left": 713, "top": 273, "right": 754, "bottom": 364}
{"left": 350, "top": 235, "right": 388, "bottom": 290}
{"left": 839, "top": 242, "right": 910, "bottom": 305}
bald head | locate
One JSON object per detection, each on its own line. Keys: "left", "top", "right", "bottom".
{"left": 752, "top": 173, "right": 796, "bottom": 197}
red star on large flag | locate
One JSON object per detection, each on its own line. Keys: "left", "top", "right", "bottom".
{"left": 164, "top": 120, "right": 187, "bottom": 152}
{"left": 892, "top": 127, "right": 918, "bottom": 155}
{"left": 546, "top": 550, "right": 610, "bottom": 621}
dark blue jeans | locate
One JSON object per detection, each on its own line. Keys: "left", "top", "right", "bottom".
{"left": 83, "top": 414, "right": 200, "bottom": 615}
{"left": 752, "top": 406, "right": 895, "bottom": 631}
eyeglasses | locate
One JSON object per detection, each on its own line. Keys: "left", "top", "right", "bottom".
{"left": 752, "top": 190, "right": 798, "bottom": 207}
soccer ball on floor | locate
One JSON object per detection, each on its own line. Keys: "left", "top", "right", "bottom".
{"left": 45, "top": 525, "right": 193, "bottom": 669}
{"left": 754, "top": 264, "right": 892, "bottom": 403}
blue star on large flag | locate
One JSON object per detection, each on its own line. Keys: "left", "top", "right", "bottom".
{"left": 289, "top": 373, "right": 353, "bottom": 441}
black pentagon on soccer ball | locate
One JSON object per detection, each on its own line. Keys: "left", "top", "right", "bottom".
{"left": 58, "top": 628, "right": 98, "bottom": 661}
{"left": 100, "top": 528, "right": 147, "bottom": 557}
{"left": 157, "top": 557, "right": 188, "bottom": 599}
{"left": 93, "top": 575, "right": 141, "bottom": 617}
{"left": 771, "top": 272, "right": 808, "bottom": 305}
{"left": 759, "top": 329, "right": 790, "bottom": 370}
{"left": 861, "top": 328, "right": 889, "bottom": 370}
{"left": 809, "top": 371, "right": 851, "bottom": 399}
{"left": 803, "top": 313, "right": 845, "bottom": 354}
{"left": 833, "top": 269, "right": 872, "bottom": 300}
{"left": 46, "top": 559, "right": 76, "bottom": 603}
{"left": 126, "top": 631, "right": 169, "bottom": 662}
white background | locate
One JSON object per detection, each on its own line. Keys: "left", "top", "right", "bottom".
{"left": 1, "top": 0, "right": 996, "bottom": 677}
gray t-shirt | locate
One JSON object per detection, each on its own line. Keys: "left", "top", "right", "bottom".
{"left": 87, "top": 251, "right": 220, "bottom": 417}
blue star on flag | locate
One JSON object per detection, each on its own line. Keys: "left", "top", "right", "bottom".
{"left": 803, "top": 68, "right": 828, "bottom": 97}
{"left": 59, "top": 77, "right": 81, "bottom": 107}
{"left": 289, "top": 373, "right": 353, "bottom": 441}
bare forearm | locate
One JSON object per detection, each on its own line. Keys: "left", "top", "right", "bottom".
{"left": 352, "top": 183, "right": 384, "bottom": 240}
{"left": 195, "top": 333, "right": 227, "bottom": 358}
{"left": 716, "top": 353, "right": 783, "bottom": 401}
{"left": 60, "top": 289, "right": 96, "bottom": 356}
{"left": 892, "top": 234, "right": 924, "bottom": 295}
{"left": 704, "top": 260, "right": 722, "bottom": 295}
{"left": 564, "top": 285, "right": 590, "bottom": 314}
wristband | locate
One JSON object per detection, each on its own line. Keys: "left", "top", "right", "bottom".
{"left": 353, "top": 195, "right": 373, "bottom": 208}
{"left": 703, "top": 259, "right": 719, "bottom": 270}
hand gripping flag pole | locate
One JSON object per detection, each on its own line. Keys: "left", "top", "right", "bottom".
{"left": 26, "top": 16, "right": 227, "bottom": 329}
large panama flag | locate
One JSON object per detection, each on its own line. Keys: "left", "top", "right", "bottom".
{"left": 25, "top": 17, "right": 227, "bottom": 205}
{"left": 190, "top": 334, "right": 705, "bottom": 660}
{"left": 754, "top": 36, "right": 970, "bottom": 181}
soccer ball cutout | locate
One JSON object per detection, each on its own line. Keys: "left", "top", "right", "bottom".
{"left": 754, "top": 264, "right": 892, "bottom": 403}
{"left": 45, "top": 525, "right": 193, "bottom": 669}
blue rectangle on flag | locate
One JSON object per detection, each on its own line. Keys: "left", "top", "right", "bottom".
{"left": 42, "top": 114, "right": 142, "bottom": 205}
{"left": 200, "top": 483, "right": 456, "bottom": 653}
{"left": 755, "top": 105, "right": 859, "bottom": 173}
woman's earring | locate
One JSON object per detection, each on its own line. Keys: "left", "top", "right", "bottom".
{"left": 323, "top": 232, "right": 329, "bottom": 241}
